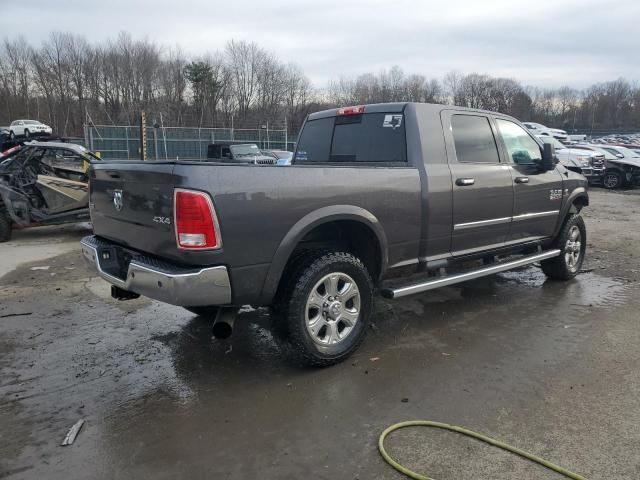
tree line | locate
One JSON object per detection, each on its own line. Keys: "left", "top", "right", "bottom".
{"left": 1, "top": 32, "right": 639, "bottom": 138}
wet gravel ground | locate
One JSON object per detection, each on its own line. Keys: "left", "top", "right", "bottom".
{"left": 1, "top": 189, "right": 640, "bottom": 479}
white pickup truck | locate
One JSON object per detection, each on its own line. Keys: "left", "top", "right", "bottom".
{"left": 536, "top": 136, "right": 605, "bottom": 184}
{"left": 524, "top": 122, "right": 569, "bottom": 142}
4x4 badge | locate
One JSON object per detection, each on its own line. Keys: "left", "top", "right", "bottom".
{"left": 113, "top": 189, "right": 123, "bottom": 211}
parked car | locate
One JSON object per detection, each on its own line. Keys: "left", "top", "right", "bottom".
{"left": 264, "top": 149, "right": 294, "bottom": 165}
{"left": 523, "top": 122, "right": 569, "bottom": 142}
{"left": 9, "top": 120, "right": 52, "bottom": 140}
{"left": 207, "top": 142, "right": 276, "bottom": 164}
{"left": 82, "top": 102, "right": 589, "bottom": 366}
{"left": 0, "top": 141, "right": 99, "bottom": 241}
{"left": 574, "top": 144, "right": 640, "bottom": 189}
{"left": 567, "top": 134, "right": 587, "bottom": 142}
{"left": 536, "top": 135, "right": 605, "bottom": 184}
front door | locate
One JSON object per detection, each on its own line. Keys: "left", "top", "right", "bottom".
{"left": 443, "top": 112, "right": 514, "bottom": 256}
{"left": 494, "top": 118, "right": 564, "bottom": 243}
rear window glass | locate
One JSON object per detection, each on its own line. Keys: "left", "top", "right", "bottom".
{"left": 451, "top": 115, "right": 500, "bottom": 164}
{"left": 295, "top": 112, "right": 406, "bottom": 163}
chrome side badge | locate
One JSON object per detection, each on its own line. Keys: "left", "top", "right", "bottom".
{"left": 113, "top": 189, "right": 123, "bottom": 211}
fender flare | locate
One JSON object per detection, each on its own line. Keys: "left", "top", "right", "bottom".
{"left": 554, "top": 187, "right": 588, "bottom": 237}
{"left": 259, "top": 205, "right": 389, "bottom": 304}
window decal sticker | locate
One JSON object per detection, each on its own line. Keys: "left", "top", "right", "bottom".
{"left": 383, "top": 114, "right": 403, "bottom": 129}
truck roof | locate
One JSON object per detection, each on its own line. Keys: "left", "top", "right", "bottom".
{"left": 307, "top": 102, "right": 517, "bottom": 121}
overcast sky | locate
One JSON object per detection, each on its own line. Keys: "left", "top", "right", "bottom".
{"left": 2, "top": 0, "right": 639, "bottom": 89}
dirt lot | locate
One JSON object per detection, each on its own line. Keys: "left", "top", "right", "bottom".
{"left": 1, "top": 189, "right": 640, "bottom": 479}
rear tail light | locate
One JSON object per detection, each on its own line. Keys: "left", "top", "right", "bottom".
{"left": 336, "top": 105, "right": 365, "bottom": 116}
{"left": 174, "top": 189, "right": 221, "bottom": 250}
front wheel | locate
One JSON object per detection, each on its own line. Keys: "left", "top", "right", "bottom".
{"left": 603, "top": 170, "right": 623, "bottom": 189}
{"left": 541, "top": 214, "right": 586, "bottom": 280}
{"left": 24, "top": 129, "right": 30, "bottom": 139}
{"left": 276, "top": 251, "right": 373, "bottom": 367}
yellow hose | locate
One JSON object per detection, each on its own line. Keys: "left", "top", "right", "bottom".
{"left": 378, "top": 420, "right": 587, "bottom": 480}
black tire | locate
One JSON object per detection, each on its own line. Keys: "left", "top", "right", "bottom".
{"left": 0, "top": 210, "right": 11, "bottom": 242}
{"left": 541, "top": 214, "right": 586, "bottom": 280}
{"left": 183, "top": 306, "right": 220, "bottom": 318}
{"left": 603, "top": 170, "right": 623, "bottom": 189}
{"left": 24, "top": 129, "right": 30, "bottom": 139}
{"left": 276, "top": 251, "right": 373, "bottom": 367}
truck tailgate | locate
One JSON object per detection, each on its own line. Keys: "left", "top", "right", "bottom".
{"left": 90, "top": 162, "right": 178, "bottom": 258}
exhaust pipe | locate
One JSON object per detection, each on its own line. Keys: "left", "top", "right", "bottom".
{"left": 212, "top": 307, "right": 237, "bottom": 339}
{"left": 111, "top": 285, "right": 140, "bottom": 301}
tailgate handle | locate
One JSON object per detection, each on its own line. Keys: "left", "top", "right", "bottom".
{"left": 514, "top": 176, "right": 529, "bottom": 184}
{"left": 455, "top": 178, "right": 475, "bottom": 186}
{"left": 106, "top": 171, "right": 121, "bottom": 179}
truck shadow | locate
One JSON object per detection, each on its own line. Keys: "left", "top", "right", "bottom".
{"left": 155, "top": 266, "right": 626, "bottom": 383}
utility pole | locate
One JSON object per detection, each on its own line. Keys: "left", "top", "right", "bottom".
{"left": 140, "top": 111, "right": 148, "bottom": 161}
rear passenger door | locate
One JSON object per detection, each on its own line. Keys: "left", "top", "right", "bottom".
{"left": 494, "top": 118, "right": 564, "bottom": 243}
{"left": 442, "top": 112, "right": 514, "bottom": 256}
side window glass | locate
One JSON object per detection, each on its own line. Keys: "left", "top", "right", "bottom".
{"left": 450, "top": 115, "right": 500, "bottom": 164}
{"left": 222, "top": 147, "right": 231, "bottom": 159}
{"left": 496, "top": 119, "right": 542, "bottom": 165}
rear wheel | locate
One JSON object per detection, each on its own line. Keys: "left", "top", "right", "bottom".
{"left": 183, "top": 306, "right": 220, "bottom": 318}
{"left": 603, "top": 170, "right": 623, "bottom": 189}
{"left": 541, "top": 214, "right": 586, "bottom": 280}
{"left": 0, "top": 210, "right": 12, "bottom": 242}
{"left": 275, "top": 251, "right": 373, "bottom": 367}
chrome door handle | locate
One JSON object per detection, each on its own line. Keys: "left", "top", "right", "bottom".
{"left": 455, "top": 178, "right": 475, "bottom": 186}
{"left": 514, "top": 176, "right": 529, "bottom": 184}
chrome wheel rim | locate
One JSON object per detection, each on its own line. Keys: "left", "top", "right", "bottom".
{"left": 604, "top": 174, "right": 618, "bottom": 188}
{"left": 305, "top": 272, "right": 361, "bottom": 346}
{"left": 564, "top": 225, "right": 582, "bottom": 273}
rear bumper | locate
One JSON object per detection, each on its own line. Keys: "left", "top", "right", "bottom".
{"left": 81, "top": 235, "right": 232, "bottom": 306}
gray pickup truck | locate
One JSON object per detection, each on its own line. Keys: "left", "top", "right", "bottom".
{"left": 81, "top": 102, "right": 589, "bottom": 366}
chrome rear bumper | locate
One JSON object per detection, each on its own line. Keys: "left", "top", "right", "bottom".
{"left": 81, "top": 235, "right": 231, "bottom": 306}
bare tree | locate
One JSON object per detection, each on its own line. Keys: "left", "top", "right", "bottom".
{"left": 225, "top": 40, "right": 262, "bottom": 120}
{"left": 1, "top": 32, "right": 640, "bottom": 137}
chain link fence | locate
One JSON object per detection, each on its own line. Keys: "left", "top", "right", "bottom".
{"left": 85, "top": 125, "right": 294, "bottom": 160}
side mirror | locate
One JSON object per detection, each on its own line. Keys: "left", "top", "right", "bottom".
{"left": 541, "top": 143, "right": 556, "bottom": 171}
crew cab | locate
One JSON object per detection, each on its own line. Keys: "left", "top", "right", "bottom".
{"left": 82, "top": 103, "right": 589, "bottom": 366}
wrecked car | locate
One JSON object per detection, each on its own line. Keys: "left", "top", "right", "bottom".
{"left": 0, "top": 141, "right": 98, "bottom": 242}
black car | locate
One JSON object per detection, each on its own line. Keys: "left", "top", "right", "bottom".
{"left": 207, "top": 142, "right": 276, "bottom": 164}
{"left": 0, "top": 141, "right": 99, "bottom": 241}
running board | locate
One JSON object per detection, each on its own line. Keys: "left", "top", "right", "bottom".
{"left": 380, "top": 249, "right": 562, "bottom": 299}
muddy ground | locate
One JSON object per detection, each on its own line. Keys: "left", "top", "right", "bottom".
{"left": 1, "top": 189, "right": 640, "bottom": 479}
